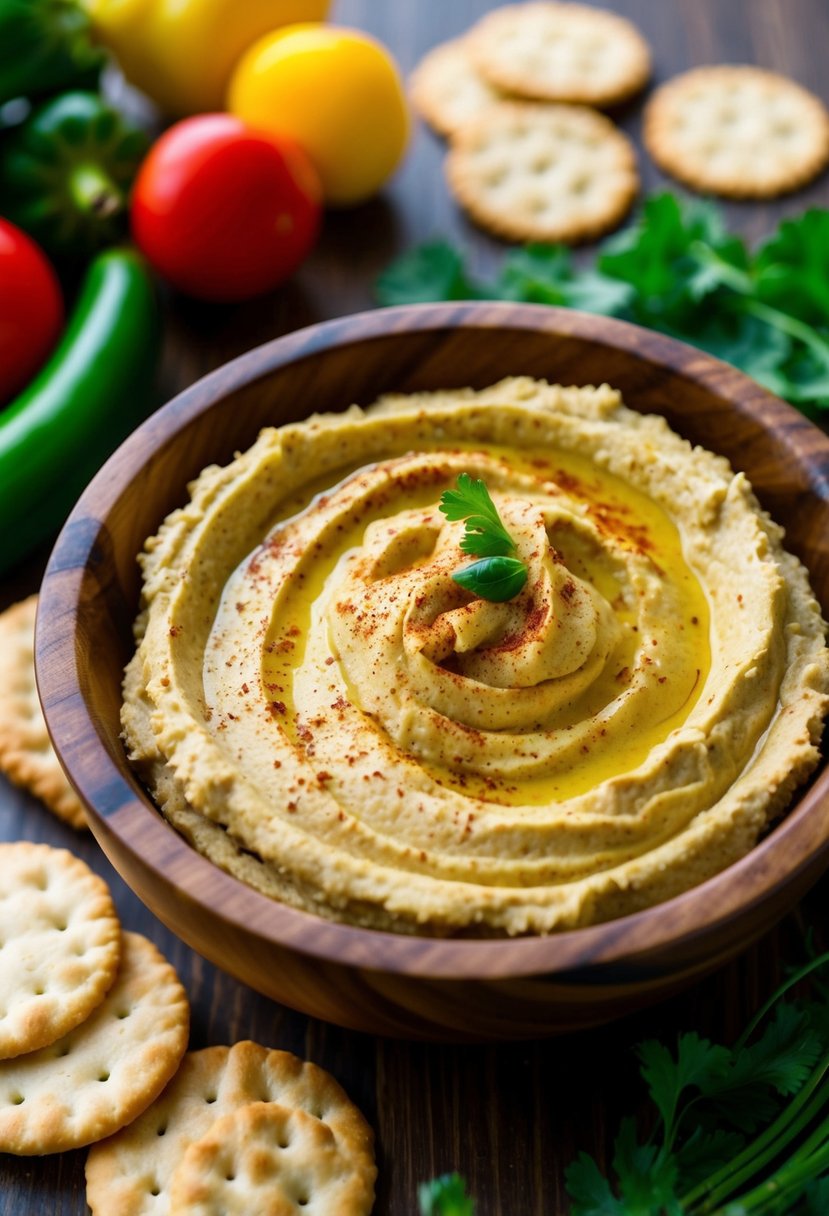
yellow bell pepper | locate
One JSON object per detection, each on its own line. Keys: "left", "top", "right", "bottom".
{"left": 83, "top": 0, "right": 330, "bottom": 116}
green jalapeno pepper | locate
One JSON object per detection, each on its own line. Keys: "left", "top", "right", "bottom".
{"left": 0, "top": 91, "right": 149, "bottom": 261}
{"left": 0, "top": 248, "right": 160, "bottom": 575}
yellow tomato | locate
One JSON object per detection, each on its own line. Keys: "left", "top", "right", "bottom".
{"left": 228, "top": 25, "right": 410, "bottom": 206}
{"left": 85, "top": 0, "right": 331, "bottom": 117}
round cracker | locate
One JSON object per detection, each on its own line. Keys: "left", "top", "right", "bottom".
{"left": 0, "top": 931, "right": 189, "bottom": 1154}
{"left": 0, "top": 842, "right": 120, "bottom": 1060}
{"left": 410, "top": 38, "right": 504, "bottom": 138}
{"left": 168, "top": 1101, "right": 375, "bottom": 1216}
{"left": 644, "top": 65, "right": 829, "bottom": 199}
{"left": 0, "top": 595, "right": 86, "bottom": 829}
{"left": 86, "top": 1041, "right": 376, "bottom": 1216}
{"left": 468, "top": 1, "right": 651, "bottom": 108}
{"left": 445, "top": 100, "right": 638, "bottom": 243}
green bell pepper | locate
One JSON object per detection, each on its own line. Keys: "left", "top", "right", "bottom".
{"left": 0, "top": 91, "right": 149, "bottom": 261}
{"left": 0, "top": 0, "right": 105, "bottom": 106}
{"left": 0, "top": 248, "right": 160, "bottom": 575}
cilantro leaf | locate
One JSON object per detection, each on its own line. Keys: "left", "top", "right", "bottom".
{"left": 563, "top": 944, "right": 829, "bottom": 1216}
{"left": 773, "top": 345, "right": 829, "bottom": 416}
{"left": 725, "top": 1002, "right": 821, "bottom": 1098}
{"left": 700, "top": 1002, "right": 822, "bottom": 1133}
{"left": 802, "top": 1176, "right": 829, "bottom": 1215}
{"left": 494, "top": 244, "right": 633, "bottom": 315}
{"left": 665, "top": 312, "right": 792, "bottom": 393}
{"left": 673, "top": 1126, "right": 746, "bottom": 1192}
{"left": 375, "top": 241, "right": 480, "bottom": 306}
{"left": 565, "top": 1153, "right": 628, "bottom": 1216}
{"left": 612, "top": 1118, "right": 683, "bottom": 1216}
{"left": 452, "top": 556, "right": 528, "bottom": 602}
{"left": 376, "top": 194, "right": 829, "bottom": 420}
{"left": 598, "top": 193, "right": 746, "bottom": 327}
{"left": 565, "top": 1121, "right": 685, "bottom": 1216}
{"left": 754, "top": 210, "right": 829, "bottom": 328}
{"left": 637, "top": 1033, "right": 730, "bottom": 1144}
{"left": 418, "top": 1173, "right": 475, "bottom": 1216}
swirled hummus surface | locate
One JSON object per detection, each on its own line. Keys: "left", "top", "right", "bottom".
{"left": 122, "top": 379, "right": 829, "bottom": 935}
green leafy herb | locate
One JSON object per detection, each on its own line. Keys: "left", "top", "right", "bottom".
{"left": 563, "top": 950, "right": 829, "bottom": 1216}
{"left": 376, "top": 195, "right": 829, "bottom": 419}
{"left": 418, "top": 952, "right": 829, "bottom": 1216}
{"left": 438, "top": 473, "right": 528, "bottom": 602}
{"left": 439, "top": 472, "right": 515, "bottom": 556}
{"left": 418, "top": 1172, "right": 476, "bottom": 1215}
{"left": 451, "top": 555, "right": 528, "bottom": 602}
{"left": 375, "top": 242, "right": 481, "bottom": 305}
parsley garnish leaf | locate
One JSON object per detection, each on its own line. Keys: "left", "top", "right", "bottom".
{"left": 439, "top": 474, "right": 528, "bottom": 601}
{"left": 452, "top": 556, "right": 528, "bottom": 602}
{"left": 439, "top": 473, "right": 515, "bottom": 556}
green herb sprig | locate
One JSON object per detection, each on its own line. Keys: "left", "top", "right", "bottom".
{"left": 438, "top": 473, "right": 528, "bottom": 603}
{"left": 377, "top": 195, "right": 829, "bottom": 421}
{"left": 418, "top": 1173, "right": 476, "bottom": 1215}
{"left": 418, "top": 949, "right": 829, "bottom": 1215}
{"left": 564, "top": 949, "right": 829, "bottom": 1216}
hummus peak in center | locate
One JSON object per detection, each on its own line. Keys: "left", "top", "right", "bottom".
{"left": 122, "top": 378, "right": 829, "bottom": 936}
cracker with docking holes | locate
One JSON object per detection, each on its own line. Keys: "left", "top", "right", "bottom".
{"left": 468, "top": 1, "right": 651, "bottom": 108}
{"left": 410, "top": 38, "right": 504, "bottom": 138}
{"left": 445, "top": 100, "right": 638, "bottom": 243}
{"left": 86, "top": 1041, "right": 376, "bottom": 1216}
{"left": 644, "top": 65, "right": 829, "bottom": 198}
{"left": 168, "top": 1101, "right": 375, "bottom": 1215}
{"left": 0, "top": 595, "right": 87, "bottom": 829}
{"left": 0, "top": 842, "right": 120, "bottom": 1060}
{"left": 0, "top": 931, "right": 189, "bottom": 1154}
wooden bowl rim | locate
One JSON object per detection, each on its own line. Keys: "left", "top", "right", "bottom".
{"left": 37, "top": 301, "right": 829, "bottom": 980}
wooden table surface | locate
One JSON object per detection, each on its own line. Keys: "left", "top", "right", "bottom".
{"left": 2, "top": 1, "right": 829, "bottom": 1211}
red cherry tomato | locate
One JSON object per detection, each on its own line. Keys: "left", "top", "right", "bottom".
{"left": 130, "top": 114, "right": 322, "bottom": 301}
{"left": 0, "top": 219, "right": 63, "bottom": 403}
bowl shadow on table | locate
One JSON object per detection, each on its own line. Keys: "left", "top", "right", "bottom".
{"left": 35, "top": 301, "right": 829, "bottom": 1042}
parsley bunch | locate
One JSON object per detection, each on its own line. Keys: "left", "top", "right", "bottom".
{"left": 376, "top": 195, "right": 829, "bottom": 421}
{"left": 566, "top": 951, "right": 829, "bottom": 1215}
{"left": 418, "top": 952, "right": 829, "bottom": 1214}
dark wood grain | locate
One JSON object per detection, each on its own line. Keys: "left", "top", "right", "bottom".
{"left": 3, "top": 0, "right": 829, "bottom": 1211}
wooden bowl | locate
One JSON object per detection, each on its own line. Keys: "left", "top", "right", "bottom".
{"left": 36, "top": 303, "right": 829, "bottom": 1041}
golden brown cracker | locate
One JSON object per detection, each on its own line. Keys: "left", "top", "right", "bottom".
{"left": 644, "top": 66, "right": 829, "bottom": 198}
{"left": 86, "top": 1041, "right": 376, "bottom": 1215}
{"left": 0, "top": 595, "right": 86, "bottom": 828}
{"left": 469, "top": 1, "right": 651, "bottom": 108}
{"left": 410, "top": 38, "right": 504, "bottom": 138}
{"left": 0, "top": 931, "right": 189, "bottom": 1154}
{"left": 445, "top": 101, "right": 638, "bottom": 242}
{"left": 168, "top": 1101, "right": 375, "bottom": 1215}
{"left": 0, "top": 842, "right": 120, "bottom": 1060}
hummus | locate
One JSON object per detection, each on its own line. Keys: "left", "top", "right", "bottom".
{"left": 122, "top": 378, "right": 829, "bottom": 936}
